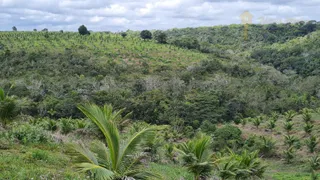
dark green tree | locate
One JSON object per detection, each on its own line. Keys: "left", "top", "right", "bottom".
{"left": 154, "top": 30, "right": 167, "bottom": 43}
{"left": 120, "top": 32, "right": 127, "bottom": 38}
{"left": 140, "top": 30, "right": 152, "bottom": 40}
{"left": 78, "top": 25, "right": 90, "bottom": 35}
{"left": 12, "top": 26, "right": 17, "bottom": 31}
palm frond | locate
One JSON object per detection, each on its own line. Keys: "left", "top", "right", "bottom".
{"left": 76, "top": 163, "right": 114, "bottom": 180}
{"left": 119, "top": 126, "right": 158, "bottom": 166}
{"left": 78, "top": 104, "right": 120, "bottom": 170}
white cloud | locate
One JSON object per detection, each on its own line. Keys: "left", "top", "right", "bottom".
{"left": 90, "top": 16, "right": 104, "bottom": 23}
{"left": 0, "top": 0, "right": 319, "bottom": 31}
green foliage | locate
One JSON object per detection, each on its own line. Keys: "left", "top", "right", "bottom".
{"left": 60, "top": 118, "right": 75, "bottom": 134}
{"left": 154, "top": 30, "right": 167, "bottom": 44}
{"left": 252, "top": 117, "right": 262, "bottom": 128}
{"left": 213, "top": 124, "right": 242, "bottom": 150}
{"left": 175, "top": 134, "right": 214, "bottom": 180}
{"left": 284, "top": 135, "right": 300, "bottom": 148}
{"left": 302, "top": 109, "right": 313, "bottom": 123}
{"left": 283, "top": 121, "right": 294, "bottom": 133}
{"left": 0, "top": 88, "right": 18, "bottom": 125}
{"left": 243, "top": 135, "right": 275, "bottom": 157}
{"left": 70, "top": 104, "right": 161, "bottom": 180}
{"left": 199, "top": 120, "right": 216, "bottom": 134}
{"left": 283, "top": 146, "right": 295, "bottom": 164}
{"left": 267, "top": 120, "right": 276, "bottom": 130}
{"left": 216, "top": 150, "right": 267, "bottom": 180}
{"left": 309, "top": 155, "right": 320, "bottom": 180}
{"left": 140, "top": 30, "right": 152, "bottom": 40}
{"left": 305, "top": 136, "right": 318, "bottom": 153}
{"left": 46, "top": 119, "right": 58, "bottom": 131}
{"left": 304, "top": 122, "right": 314, "bottom": 135}
{"left": 284, "top": 110, "right": 296, "bottom": 122}
{"left": 78, "top": 25, "right": 90, "bottom": 35}
{"left": 120, "top": 32, "right": 127, "bottom": 38}
{"left": 7, "top": 123, "right": 50, "bottom": 144}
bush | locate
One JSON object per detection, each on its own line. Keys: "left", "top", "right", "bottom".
{"left": 140, "top": 30, "right": 152, "bottom": 40}
{"left": 7, "top": 124, "right": 50, "bottom": 144}
{"left": 59, "top": 118, "right": 75, "bottom": 134}
{"left": 213, "top": 124, "right": 242, "bottom": 150}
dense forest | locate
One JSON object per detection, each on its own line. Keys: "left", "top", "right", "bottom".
{"left": 1, "top": 21, "right": 320, "bottom": 179}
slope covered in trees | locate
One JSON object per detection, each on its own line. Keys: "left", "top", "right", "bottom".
{"left": 1, "top": 23, "right": 320, "bottom": 179}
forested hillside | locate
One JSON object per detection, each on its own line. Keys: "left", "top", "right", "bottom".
{"left": 1, "top": 22, "right": 320, "bottom": 179}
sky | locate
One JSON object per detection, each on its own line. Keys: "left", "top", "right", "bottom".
{"left": 0, "top": 0, "right": 319, "bottom": 32}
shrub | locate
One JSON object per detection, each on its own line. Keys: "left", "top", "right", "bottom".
{"left": 140, "top": 30, "right": 152, "bottom": 40}
{"left": 59, "top": 118, "right": 75, "bottom": 134}
{"left": 0, "top": 88, "right": 18, "bottom": 126}
{"left": 213, "top": 124, "right": 242, "bottom": 150}
{"left": 200, "top": 120, "right": 216, "bottom": 134}
{"left": 46, "top": 119, "right": 58, "bottom": 131}
{"left": 8, "top": 124, "right": 50, "bottom": 144}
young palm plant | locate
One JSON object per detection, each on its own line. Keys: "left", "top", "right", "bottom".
{"left": 69, "top": 104, "right": 161, "bottom": 180}
{"left": 283, "top": 121, "right": 294, "bottom": 134}
{"left": 252, "top": 117, "right": 262, "bottom": 129}
{"left": 267, "top": 120, "right": 276, "bottom": 131}
{"left": 284, "top": 135, "right": 299, "bottom": 147}
{"left": 309, "top": 155, "right": 320, "bottom": 180}
{"left": 302, "top": 108, "right": 313, "bottom": 123}
{"left": 271, "top": 112, "right": 279, "bottom": 122}
{"left": 284, "top": 110, "right": 296, "bottom": 122}
{"left": 283, "top": 146, "right": 295, "bottom": 164}
{"left": 260, "top": 136, "right": 276, "bottom": 157}
{"left": 306, "top": 136, "right": 318, "bottom": 153}
{"left": 304, "top": 123, "right": 314, "bottom": 135}
{"left": 175, "top": 134, "right": 214, "bottom": 180}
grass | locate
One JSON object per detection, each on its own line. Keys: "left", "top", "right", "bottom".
{"left": 148, "top": 163, "right": 193, "bottom": 180}
{"left": 0, "top": 144, "right": 84, "bottom": 180}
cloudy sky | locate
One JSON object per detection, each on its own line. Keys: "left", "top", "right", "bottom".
{"left": 0, "top": 0, "right": 319, "bottom": 32}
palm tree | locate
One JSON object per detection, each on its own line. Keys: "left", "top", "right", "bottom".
{"left": 304, "top": 122, "right": 314, "bottom": 135}
{"left": 283, "top": 146, "right": 295, "bottom": 163}
{"left": 252, "top": 117, "right": 262, "bottom": 129}
{"left": 306, "top": 136, "right": 318, "bottom": 153}
{"left": 302, "top": 108, "right": 312, "bottom": 123}
{"left": 230, "top": 150, "right": 266, "bottom": 179}
{"left": 69, "top": 104, "right": 161, "bottom": 180}
{"left": 284, "top": 110, "right": 296, "bottom": 122}
{"left": 216, "top": 150, "right": 266, "bottom": 180}
{"left": 284, "top": 135, "right": 299, "bottom": 147}
{"left": 283, "top": 121, "right": 294, "bottom": 134}
{"left": 267, "top": 120, "right": 276, "bottom": 130}
{"left": 309, "top": 155, "right": 320, "bottom": 180}
{"left": 175, "top": 134, "right": 214, "bottom": 180}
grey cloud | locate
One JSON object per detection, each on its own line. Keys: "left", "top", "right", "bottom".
{"left": 0, "top": 0, "right": 319, "bottom": 31}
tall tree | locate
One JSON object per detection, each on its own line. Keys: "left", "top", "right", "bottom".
{"left": 78, "top": 25, "right": 90, "bottom": 35}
